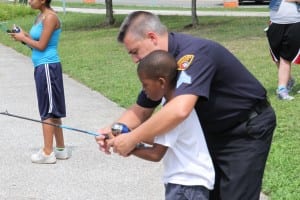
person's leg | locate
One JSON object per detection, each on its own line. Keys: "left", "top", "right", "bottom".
{"left": 278, "top": 57, "right": 291, "bottom": 87}
{"left": 42, "top": 119, "right": 55, "bottom": 155}
{"left": 42, "top": 118, "right": 65, "bottom": 151}
{"left": 51, "top": 117, "right": 71, "bottom": 160}
{"left": 209, "top": 106, "right": 276, "bottom": 200}
{"left": 278, "top": 58, "right": 291, "bottom": 87}
{"left": 31, "top": 118, "right": 56, "bottom": 164}
{"left": 51, "top": 118, "right": 65, "bottom": 148}
{"left": 277, "top": 57, "right": 294, "bottom": 100}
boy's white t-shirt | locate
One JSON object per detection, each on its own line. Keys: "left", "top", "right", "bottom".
{"left": 154, "top": 109, "right": 215, "bottom": 190}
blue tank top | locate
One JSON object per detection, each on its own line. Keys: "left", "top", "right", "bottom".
{"left": 29, "top": 21, "right": 61, "bottom": 67}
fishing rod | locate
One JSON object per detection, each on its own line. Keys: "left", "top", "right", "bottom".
{"left": 0, "top": 110, "right": 108, "bottom": 139}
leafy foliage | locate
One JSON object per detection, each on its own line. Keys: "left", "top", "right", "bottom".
{"left": 0, "top": 3, "right": 36, "bottom": 21}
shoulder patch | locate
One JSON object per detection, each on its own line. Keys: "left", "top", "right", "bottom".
{"left": 177, "top": 54, "right": 194, "bottom": 71}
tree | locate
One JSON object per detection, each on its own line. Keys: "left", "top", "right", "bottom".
{"left": 105, "top": 0, "right": 115, "bottom": 25}
{"left": 191, "top": 0, "right": 199, "bottom": 26}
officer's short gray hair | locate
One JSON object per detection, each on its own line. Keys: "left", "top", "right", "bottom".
{"left": 117, "top": 11, "right": 167, "bottom": 43}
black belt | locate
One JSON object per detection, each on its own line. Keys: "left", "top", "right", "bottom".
{"left": 239, "top": 99, "right": 270, "bottom": 123}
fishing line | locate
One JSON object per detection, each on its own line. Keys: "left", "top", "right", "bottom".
{"left": 0, "top": 110, "right": 108, "bottom": 139}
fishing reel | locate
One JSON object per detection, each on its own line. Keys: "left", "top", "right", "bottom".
{"left": 111, "top": 122, "right": 130, "bottom": 136}
{"left": 110, "top": 122, "right": 145, "bottom": 148}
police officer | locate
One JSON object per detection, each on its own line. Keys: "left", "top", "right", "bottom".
{"left": 96, "top": 11, "right": 276, "bottom": 200}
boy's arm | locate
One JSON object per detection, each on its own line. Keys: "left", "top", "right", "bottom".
{"left": 131, "top": 143, "right": 167, "bottom": 162}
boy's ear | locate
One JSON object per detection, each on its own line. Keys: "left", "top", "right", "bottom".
{"left": 158, "top": 77, "right": 166, "bottom": 88}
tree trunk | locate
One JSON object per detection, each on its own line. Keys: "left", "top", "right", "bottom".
{"left": 105, "top": 0, "right": 115, "bottom": 25}
{"left": 191, "top": 0, "right": 199, "bottom": 26}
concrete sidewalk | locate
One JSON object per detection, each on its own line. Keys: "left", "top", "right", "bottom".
{"left": 0, "top": 44, "right": 164, "bottom": 199}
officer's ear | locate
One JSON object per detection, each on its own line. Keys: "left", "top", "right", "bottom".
{"left": 146, "top": 32, "right": 158, "bottom": 45}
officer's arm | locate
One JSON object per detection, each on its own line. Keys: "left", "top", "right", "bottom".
{"left": 131, "top": 94, "right": 198, "bottom": 142}
{"left": 117, "top": 103, "right": 155, "bottom": 130}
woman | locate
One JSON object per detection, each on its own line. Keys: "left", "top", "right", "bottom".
{"left": 11, "top": 0, "right": 70, "bottom": 164}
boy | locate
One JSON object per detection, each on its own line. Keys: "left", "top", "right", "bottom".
{"left": 131, "top": 50, "right": 214, "bottom": 200}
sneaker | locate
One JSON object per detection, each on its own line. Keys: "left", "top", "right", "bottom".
{"left": 287, "top": 78, "right": 295, "bottom": 92}
{"left": 277, "top": 88, "right": 295, "bottom": 100}
{"left": 54, "top": 147, "right": 71, "bottom": 160}
{"left": 31, "top": 149, "right": 56, "bottom": 164}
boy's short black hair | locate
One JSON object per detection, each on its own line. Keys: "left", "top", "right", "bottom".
{"left": 137, "top": 50, "right": 178, "bottom": 88}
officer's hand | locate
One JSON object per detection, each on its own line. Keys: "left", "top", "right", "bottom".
{"left": 95, "top": 127, "right": 114, "bottom": 155}
{"left": 107, "top": 133, "right": 137, "bottom": 157}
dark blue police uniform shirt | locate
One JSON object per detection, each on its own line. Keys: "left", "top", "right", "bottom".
{"left": 137, "top": 32, "right": 267, "bottom": 134}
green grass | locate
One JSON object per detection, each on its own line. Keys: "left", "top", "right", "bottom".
{"left": 1, "top": 3, "right": 300, "bottom": 199}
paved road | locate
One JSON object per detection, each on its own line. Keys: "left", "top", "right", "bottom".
{"left": 62, "top": 0, "right": 223, "bottom": 7}
{"left": 61, "top": 0, "right": 269, "bottom": 8}
{"left": 55, "top": 0, "right": 269, "bottom": 15}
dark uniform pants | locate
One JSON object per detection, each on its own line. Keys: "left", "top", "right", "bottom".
{"left": 208, "top": 106, "right": 276, "bottom": 200}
